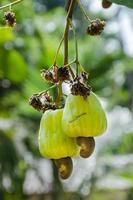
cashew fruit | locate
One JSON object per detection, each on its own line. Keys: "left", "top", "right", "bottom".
{"left": 62, "top": 92, "right": 107, "bottom": 137}
{"left": 38, "top": 109, "right": 79, "bottom": 159}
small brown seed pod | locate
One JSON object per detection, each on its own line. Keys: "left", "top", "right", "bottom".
{"left": 102, "top": 0, "right": 112, "bottom": 9}
{"left": 77, "top": 137, "right": 95, "bottom": 158}
{"left": 54, "top": 157, "right": 73, "bottom": 179}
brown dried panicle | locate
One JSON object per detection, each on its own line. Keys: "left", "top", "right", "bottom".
{"left": 71, "top": 79, "right": 91, "bottom": 99}
{"left": 41, "top": 92, "right": 52, "bottom": 103}
{"left": 41, "top": 66, "right": 70, "bottom": 83}
{"left": 41, "top": 66, "right": 59, "bottom": 83}
{"left": 29, "top": 92, "right": 56, "bottom": 112}
{"left": 29, "top": 94, "right": 43, "bottom": 111}
{"left": 57, "top": 66, "right": 70, "bottom": 81}
{"left": 4, "top": 11, "right": 16, "bottom": 27}
{"left": 41, "top": 69, "right": 54, "bottom": 83}
{"left": 80, "top": 72, "right": 89, "bottom": 84}
{"left": 45, "top": 92, "right": 52, "bottom": 102}
{"left": 87, "top": 19, "right": 106, "bottom": 36}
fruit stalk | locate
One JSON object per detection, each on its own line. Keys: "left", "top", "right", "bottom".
{"left": 55, "top": 0, "right": 76, "bottom": 106}
{"left": 53, "top": 36, "right": 64, "bottom": 66}
{"left": 56, "top": 81, "right": 63, "bottom": 106}
{"left": 77, "top": 0, "right": 91, "bottom": 22}
{"left": 64, "top": 0, "right": 76, "bottom": 65}
{"left": 70, "top": 20, "right": 79, "bottom": 76}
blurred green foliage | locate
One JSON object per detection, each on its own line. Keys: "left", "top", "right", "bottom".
{"left": 110, "top": 0, "right": 133, "bottom": 8}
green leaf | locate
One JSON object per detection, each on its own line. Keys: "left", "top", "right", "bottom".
{"left": 0, "top": 27, "right": 14, "bottom": 43}
{"left": 7, "top": 51, "right": 28, "bottom": 83}
{"left": 110, "top": 0, "right": 133, "bottom": 8}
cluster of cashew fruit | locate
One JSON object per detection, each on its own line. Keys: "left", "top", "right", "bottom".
{"left": 38, "top": 91, "right": 107, "bottom": 179}
{"left": 29, "top": 0, "right": 109, "bottom": 180}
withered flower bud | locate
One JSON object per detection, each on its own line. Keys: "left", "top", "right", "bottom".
{"left": 71, "top": 80, "right": 91, "bottom": 99}
{"left": 41, "top": 69, "right": 54, "bottom": 82}
{"left": 80, "top": 72, "right": 89, "bottom": 83}
{"left": 29, "top": 94, "right": 42, "bottom": 111}
{"left": 29, "top": 92, "right": 55, "bottom": 112}
{"left": 4, "top": 11, "right": 16, "bottom": 27}
{"left": 41, "top": 66, "right": 71, "bottom": 83}
{"left": 57, "top": 66, "right": 70, "bottom": 81}
{"left": 87, "top": 19, "right": 106, "bottom": 36}
{"left": 44, "top": 92, "right": 52, "bottom": 102}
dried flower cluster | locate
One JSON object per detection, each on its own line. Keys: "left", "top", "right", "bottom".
{"left": 41, "top": 66, "right": 70, "bottom": 83}
{"left": 87, "top": 19, "right": 106, "bottom": 36}
{"left": 4, "top": 11, "right": 16, "bottom": 27}
{"left": 29, "top": 92, "right": 56, "bottom": 112}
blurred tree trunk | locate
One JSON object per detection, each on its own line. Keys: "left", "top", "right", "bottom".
{"left": 126, "top": 188, "right": 133, "bottom": 200}
{"left": 126, "top": 71, "right": 133, "bottom": 110}
{"left": 0, "top": 189, "right": 4, "bottom": 200}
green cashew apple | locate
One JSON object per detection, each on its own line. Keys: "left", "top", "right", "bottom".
{"left": 38, "top": 109, "right": 78, "bottom": 159}
{"left": 38, "top": 109, "right": 79, "bottom": 179}
{"left": 62, "top": 92, "right": 107, "bottom": 137}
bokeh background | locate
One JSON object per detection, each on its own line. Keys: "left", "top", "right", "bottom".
{"left": 0, "top": 0, "right": 133, "bottom": 200}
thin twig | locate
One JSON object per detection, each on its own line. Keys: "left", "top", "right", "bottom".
{"left": 77, "top": 0, "right": 91, "bottom": 22}
{"left": 55, "top": 0, "right": 76, "bottom": 106}
{"left": 64, "top": 21, "right": 69, "bottom": 65}
{"left": 37, "top": 85, "right": 57, "bottom": 97}
{"left": 64, "top": 59, "right": 76, "bottom": 67}
{"left": 55, "top": 81, "right": 63, "bottom": 106}
{"left": 65, "top": 0, "right": 72, "bottom": 12}
{"left": 70, "top": 20, "right": 79, "bottom": 76}
{"left": 53, "top": 35, "right": 64, "bottom": 66}
{"left": 0, "top": 0, "right": 23, "bottom": 10}
{"left": 64, "top": 0, "right": 76, "bottom": 65}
